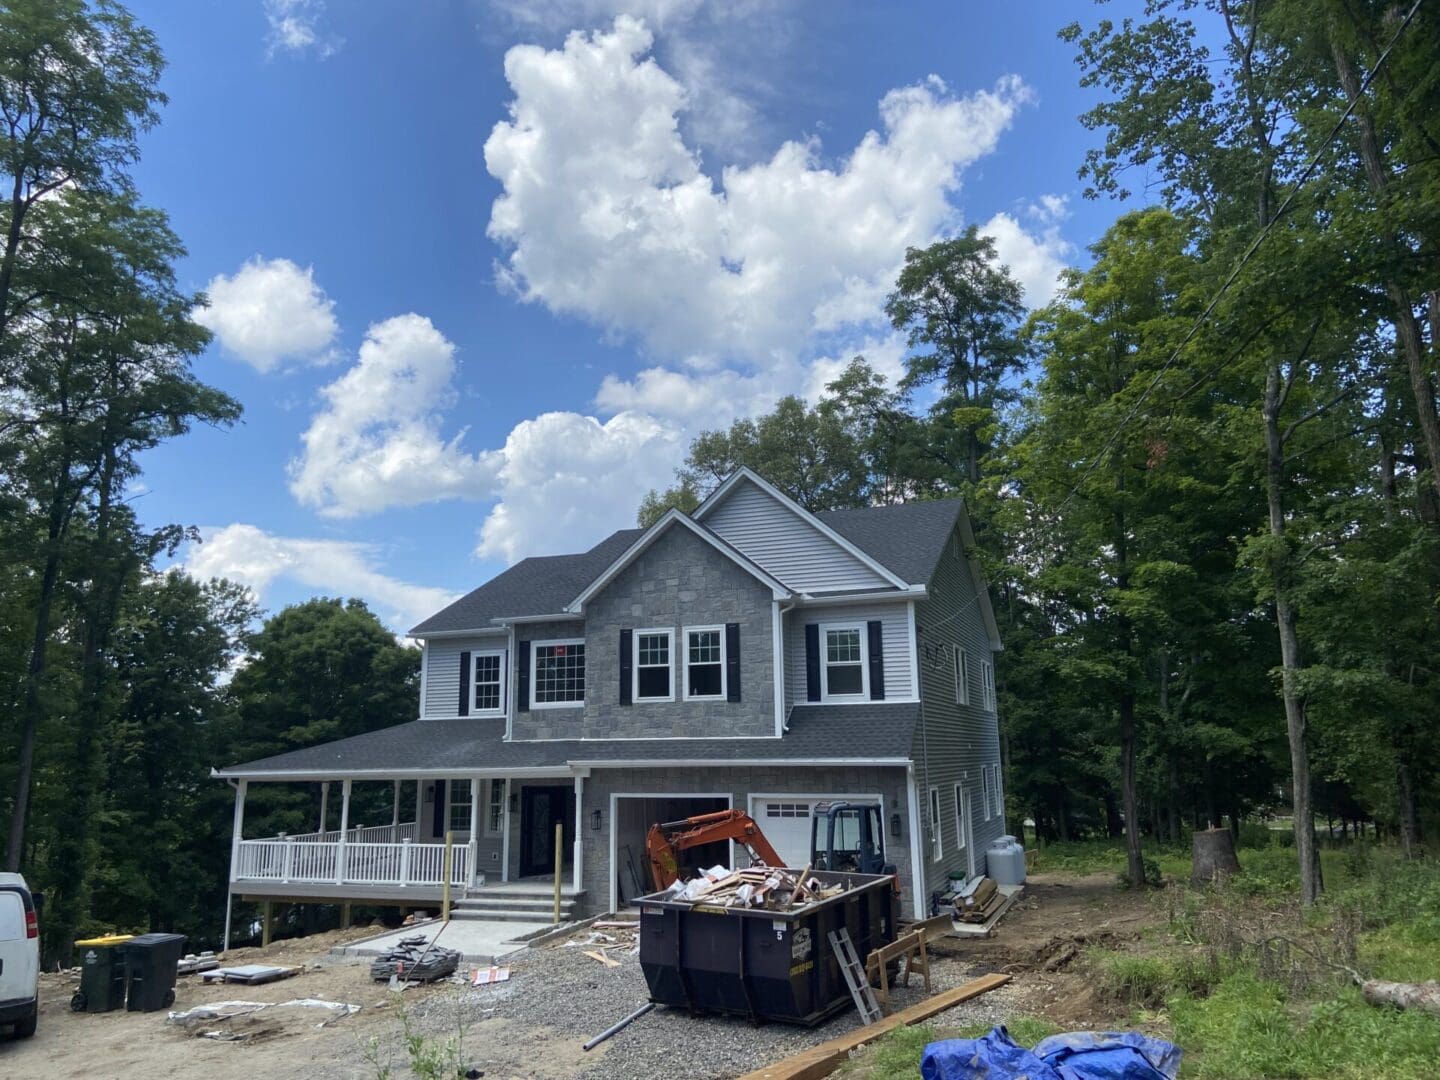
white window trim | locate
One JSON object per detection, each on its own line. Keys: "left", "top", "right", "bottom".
{"left": 953, "top": 782, "right": 969, "bottom": 854}
{"left": 981, "top": 659, "right": 996, "bottom": 712}
{"left": 482, "top": 779, "right": 504, "bottom": 838}
{"left": 992, "top": 764, "right": 1004, "bottom": 821}
{"left": 819, "top": 621, "right": 869, "bottom": 702}
{"left": 446, "top": 779, "right": 474, "bottom": 836}
{"left": 981, "top": 767, "right": 993, "bottom": 821}
{"left": 682, "top": 624, "right": 726, "bottom": 702}
{"left": 953, "top": 645, "right": 970, "bottom": 707}
{"left": 633, "top": 627, "right": 675, "bottom": 703}
{"left": 531, "top": 637, "right": 586, "bottom": 710}
{"left": 928, "top": 785, "right": 943, "bottom": 862}
{"left": 472, "top": 648, "right": 507, "bottom": 717}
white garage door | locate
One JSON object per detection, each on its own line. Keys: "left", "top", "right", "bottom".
{"left": 751, "top": 796, "right": 882, "bottom": 867}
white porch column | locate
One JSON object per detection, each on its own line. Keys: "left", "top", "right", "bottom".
{"left": 228, "top": 780, "right": 247, "bottom": 884}
{"left": 464, "top": 778, "right": 478, "bottom": 886}
{"left": 572, "top": 774, "right": 585, "bottom": 893}
{"left": 414, "top": 780, "right": 424, "bottom": 837}
{"left": 392, "top": 780, "right": 401, "bottom": 830}
{"left": 500, "top": 779, "right": 511, "bottom": 883}
{"left": 318, "top": 781, "right": 329, "bottom": 833}
{"left": 336, "top": 778, "right": 352, "bottom": 885}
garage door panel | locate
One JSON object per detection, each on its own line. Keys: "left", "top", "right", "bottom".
{"left": 750, "top": 796, "right": 883, "bottom": 868}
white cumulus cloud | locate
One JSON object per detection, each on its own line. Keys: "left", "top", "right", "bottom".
{"left": 484, "top": 17, "right": 1035, "bottom": 364}
{"left": 980, "top": 195, "right": 1074, "bottom": 307}
{"left": 195, "top": 256, "right": 340, "bottom": 373}
{"left": 184, "top": 524, "right": 458, "bottom": 632}
{"left": 264, "top": 0, "right": 340, "bottom": 59}
{"left": 288, "top": 314, "right": 500, "bottom": 517}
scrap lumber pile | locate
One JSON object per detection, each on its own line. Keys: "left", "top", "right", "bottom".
{"left": 368, "top": 935, "right": 461, "bottom": 983}
{"left": 934, "top": 875, "right": 1004, "bottom": 923}
{"left": 659, "top": 864, "right": 847, "bottom": 911}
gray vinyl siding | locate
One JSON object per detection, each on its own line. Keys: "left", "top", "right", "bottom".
{"left": 784, "top": 601, "right": 914, "bottom": 710}
{"left": 912, "top": 528, "right": 1003, "bottom": 898}
{"left": 421, "top": 633, "right": 509, "bottom": 719}
{"left": 704, "top": 480, "right": 893, "bottom": 593}
{"left": 417, "top": 778, "right": 505, "bottom": 877}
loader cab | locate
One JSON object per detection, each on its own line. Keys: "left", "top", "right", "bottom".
{"left": 810, "top": 802, "right": 893, "bottom": 876}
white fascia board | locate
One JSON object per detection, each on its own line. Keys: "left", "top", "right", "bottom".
{"left": 565, "top": 509, "right": 792, "bottom": 613}
{"left": 210, "top": 766, "right": 575, "bottom": 782}
{"left": 954, "top": 506, "right": 1004, "bottom": 652}
{"left": 693, "top": 468, "right": 912, "bottom": 590}
{"left": 491, "top": 612, "right": 583, "bottom": 624}
{"left": 564, "top": 756, "right": 912, "bottom": 769}
{"left": 794, "top": 587, "right": 926, "bottom": 607}
{"left": 408, "top": 627, "right": 509, "bottom": 640}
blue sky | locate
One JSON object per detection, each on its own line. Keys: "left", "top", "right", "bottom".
{"left": 135, "top": 0, "right": 1144, "bottom": 632}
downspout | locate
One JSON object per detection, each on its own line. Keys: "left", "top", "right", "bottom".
{"left": 776, "top": 600, "right": 796, "bottom": 733}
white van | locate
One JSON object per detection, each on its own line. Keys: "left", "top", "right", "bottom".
{"left": 0, "top": 871, "right": 39, "bottom": 1038}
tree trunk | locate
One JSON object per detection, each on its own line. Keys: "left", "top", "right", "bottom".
{"left": 1361, "top": 980, "right": 1440, "bottom": 1017}
{"left": 1264, "top": 362, "right": 1323, "bottom": 904}
{"left": 1191, "top": 827, "right": 1242, "bottom": 887}
{"left": 1120, "top": 694, "right": 1145, "bottom": 887}
{"left": 1397, "top": 761, "right": 1421, "bottom": 859}
{"left": 1332, "top": 41, "right": 1440, "bottom": 508}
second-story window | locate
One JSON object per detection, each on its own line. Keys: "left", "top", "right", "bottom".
{"left": 473, "top": 650, "right": 505, "bottom": 714}
{"left": 822, "top": 623, "right": 867, "bottom": 699}
{"left": 684, "top": 626, "right": 725, "bottom": 700}
{"left": 634, "top": 629, "right": 673, "bottom": 701}
{"left": 533, "top": 640, "right": 585, "bottom": 706}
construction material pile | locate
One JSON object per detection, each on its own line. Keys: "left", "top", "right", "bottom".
{"left": 657, "top": 864, "right": 847, "bottom": 911}
{"left": 368, "top": 935, "right": 461, "bottom": 983}
{"left": 934, "top": 875, "right": 1004, "bottom": 923}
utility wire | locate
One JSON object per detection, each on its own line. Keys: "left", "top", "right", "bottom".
{"left": 1053, "top": 0, "right": 1424, "bottom": 513}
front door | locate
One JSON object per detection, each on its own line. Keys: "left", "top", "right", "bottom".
{"left": 519, "top": 785, "right": 574, "bottom": 877}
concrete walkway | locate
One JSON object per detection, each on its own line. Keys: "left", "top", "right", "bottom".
{"left": 330, "top": 918, "right": 550, "bottom": 964}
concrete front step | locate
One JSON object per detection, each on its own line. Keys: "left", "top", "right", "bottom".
{"left": 452, "top": 891, "right": 585, "bottom": 923}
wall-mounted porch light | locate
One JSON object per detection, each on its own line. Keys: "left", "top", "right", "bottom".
{"left": 509, "top": 792, "right": 518, "bottom": 813}
{"left": 590, "top": 809, "right": 603, "bottom": 831}
{"left": 890, "top": 812, "right": 902, "bottom": 839}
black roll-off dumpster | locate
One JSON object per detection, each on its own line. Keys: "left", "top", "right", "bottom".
{"left": 638, "top": 869, "right": 899, "bottom": 1025}
{"left": 123, "top": 932, "right": 186, "bottom": 1011}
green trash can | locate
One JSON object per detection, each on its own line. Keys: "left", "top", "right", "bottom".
{"left": 122, "top": 932, "right": 186, "bottom": 1012}
{"left": 71, "top": 934, "right": 134, "bottom": 1013}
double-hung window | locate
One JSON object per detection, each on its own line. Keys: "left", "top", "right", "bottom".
{"left": 981, "top": 660, "right": 996, "bottom": 712}
{"left": 981, "top": 767, "right": 994, "bottom": 821}
{"left": 928, "top": 786, "right": 944, "bottom": 861}
{"left": 684, "top": 626, "right": 725, "bottom": 700}
{"left": 991, "top": 764, "right": 1004, "bottom": 820}
{"left": 634, "top": 629, "right": 674, "bottom": 701}
{"left": 484, "top": 780, "right": 504, "bottom": 837}
{"left": 447, "top": 779, "right": 473, "bottom": 834}
{"left": 533, "top": 640, "right": 585, "bottom": 707}
{"left": 821, "top": 623, "right": 867, "bottom": 699}
{"left": 472, "top": 650, "right": 505, "bottom": 715}
{"left": 953, "top": 646, "right": 970, "bottom": 706}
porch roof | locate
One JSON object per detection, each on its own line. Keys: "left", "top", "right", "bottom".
{"left": 212, "top": 702, "right": 920, "bottom": 780}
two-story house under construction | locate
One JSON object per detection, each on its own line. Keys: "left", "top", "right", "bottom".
{"left": 215, "top": 468, "right": 1004, "bottom": 933}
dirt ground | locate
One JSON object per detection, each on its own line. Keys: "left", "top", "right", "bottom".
{"left": 0, "top": 874, "right": 1164, "bottom": 1079}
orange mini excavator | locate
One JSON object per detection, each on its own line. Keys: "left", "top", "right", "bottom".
{"left": 645, "top": 809, "right": 785, "bottom": 891}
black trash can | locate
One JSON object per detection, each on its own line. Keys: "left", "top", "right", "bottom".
{"left": 122, "top": 932, "right": 186, "bottom": 1011}
{"left": 71, "top": 935, "right": 134, "bottom": 1013}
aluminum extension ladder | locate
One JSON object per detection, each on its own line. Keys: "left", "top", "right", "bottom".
{"left": 828, "top": 928, "right": 883, "bottom": 1024}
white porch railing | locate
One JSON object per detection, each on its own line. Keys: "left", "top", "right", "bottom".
{"left": 274, "top": 822, "right": 418, "bottom": 845}
{"left": 234, "top": 836, "right": 469, "bottom": 888}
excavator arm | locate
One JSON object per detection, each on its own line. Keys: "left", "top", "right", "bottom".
{"left": 645, "top": 809, "right": 786, "bottom": 891}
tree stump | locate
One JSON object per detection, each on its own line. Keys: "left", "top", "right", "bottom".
{"left": 1191, "top": 827, "right": 1241, "bottom": 887}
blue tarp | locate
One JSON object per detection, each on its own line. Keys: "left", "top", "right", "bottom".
{"left": 920, "top": 1025, "right": 1182, "bottom": 1080}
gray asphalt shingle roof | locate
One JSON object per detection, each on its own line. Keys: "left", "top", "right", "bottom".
{"left": 409, "top": 499, "right": 965, "bottom": 636}
{"left": 215, "top": 702, "right": 919, "bottom": 777}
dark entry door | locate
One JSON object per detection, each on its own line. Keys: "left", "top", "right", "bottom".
{"left": 519, "top": 785, "right": 574, "bottom": 877}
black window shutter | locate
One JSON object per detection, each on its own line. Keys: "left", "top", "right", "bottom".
{"left": 517, "top": 640, "right": 531, "bottom": 712}
{"left": 457, "top": 650, "right": 471, "bottom": 716}
{"left": 867, "top": 620, "right": 885, "bottom": 700}
{"left": 619, "top": 629, "right": 633, "bottom": 706}
{"left": 432, "top": 780, "right": 446, "bottom": 838}
{"left": 805, "top": 623, "right": 821, "bottom": 702}
{"left": 725, "top": 622, "right": 741, "bottom": 702}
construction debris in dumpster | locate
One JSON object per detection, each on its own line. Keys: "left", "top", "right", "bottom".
{"left": 657, "top": 863, "right": 851, "bottom": 910}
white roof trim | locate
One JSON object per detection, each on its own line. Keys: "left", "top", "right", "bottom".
{"left": 407, "top": 627, "right": 508, "bottom": 640}
{"left": 565, "top": 508, "right": 792, "bottom": 613}
{"left": 693, "top": 468, "right": 911, "bottom": 589}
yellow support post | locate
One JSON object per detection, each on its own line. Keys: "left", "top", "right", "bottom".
{"left": 261, "top": 900, "right": 273, "bottom": 947}
{"left": 442, "top": 829, "right": 453, "bottom": 922}
{"left": 553, "top": 822, "right": 564, "bottom": 924}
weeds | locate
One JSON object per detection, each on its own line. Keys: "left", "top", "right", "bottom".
{"left": 365, "top": 994, "right": 473, "bottom": 1080}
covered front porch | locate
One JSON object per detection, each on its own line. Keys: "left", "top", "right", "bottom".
{"left": 222, "top": 769, "right": 590, "bottom": 943}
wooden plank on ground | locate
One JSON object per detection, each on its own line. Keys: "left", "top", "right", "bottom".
{"left": 583, "top": 949, "right": 621, "bottom": 968}
{"left": 736, "top": 972, "right": 1011, "bottom": 1080}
